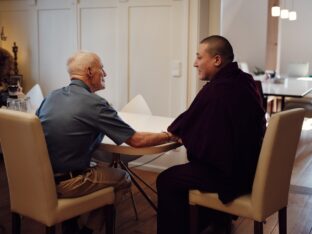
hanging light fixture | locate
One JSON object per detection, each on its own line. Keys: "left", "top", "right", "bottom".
{"left": 280, "top": 0, "right": 289, "bottom": 19}
{"left": 289, "top": 11, "right": 297, "bottom": 20}
{"left": 272, "top": 5, "right": 281, "bottom": 17}
{"left": 289, "top": 0, "right": 297, "bottom": 21}
{"left": 271, "top": 0, "right": 280, "bottom": 17}
{"left": 280, "top": 9, "right": 289, "bottom": 19}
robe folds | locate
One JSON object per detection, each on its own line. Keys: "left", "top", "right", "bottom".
{"left": 168, "top": 62, "right": 266, "bottom": 203}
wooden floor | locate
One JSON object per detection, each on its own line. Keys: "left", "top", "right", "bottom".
{"left": 1, "top": 126, "right": 312, "bottom": 234}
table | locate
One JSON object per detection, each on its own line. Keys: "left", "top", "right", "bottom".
{"left": 257, "top": 77, "right": 312, "bottom": 110}
{"left": 99, "top": 112, "right": 181, "bottom": 212}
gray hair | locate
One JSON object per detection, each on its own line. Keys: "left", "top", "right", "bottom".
{"left": 67, "top": 51, "right": 101, "bottom": 77}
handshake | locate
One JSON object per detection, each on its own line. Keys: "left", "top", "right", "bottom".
{"left": 162, "top": 131, "right": 182, "bottom": 143}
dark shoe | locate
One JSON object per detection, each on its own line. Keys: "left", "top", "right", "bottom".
{"left": 62, "top": 218, "right": 79, "bottom": 234}
{"left": 78, "top": 226, "right": 93, "bottom": 234}
{"left": 198, "top": 208, "right": 232, "bottom": 234}
{"left": 200, "top": 222, "right": 232, "bottom": 234}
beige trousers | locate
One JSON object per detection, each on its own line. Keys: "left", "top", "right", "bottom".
{"left": 56, "top": 164, "right": 131, "bottom": 232}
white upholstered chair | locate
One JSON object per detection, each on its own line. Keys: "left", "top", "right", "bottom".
{"left": 119, "top": 94, "right": 152, "bottom": 219}
{"left": 284, "top": 63, "right": 312, "bottom": 116}
{"left": 0, "top": 109, "right": 115, "bottom": 234}
{"left": 189, "top": 108, "right": 305, "bottom": 234}
{"left": 287, "top": 62, "right": 309, "bottom": 78}
{"left": 121, "top": 94, "right": 152, "bottom": 115}
{"left": 238, "top": 62, "right": 250, "bottom": 74}
{"left": 25, "top": 84, "right": 44, "bottom": 111}
{"left": 284, "top": 97, "right": 312, "bottom": 117}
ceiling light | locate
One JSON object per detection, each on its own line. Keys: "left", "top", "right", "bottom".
{"left": 280, "top": 9, "right": 289, "bottom": 19}
{"left": 289, "top": 11, "right": 297, "bottom": 20}
{"left": 271, "top": 6, "right": 281, "bottom": 17}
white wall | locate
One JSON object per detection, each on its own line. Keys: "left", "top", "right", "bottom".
{"left": 0, "top": 0, "right": 191, "bottom": 117}
{"left": 221, "top": 0, "right": 312, "bottom": 77}
{"left": 221, "top": 0, "right": 268, "bottom": 74}
{"left": 279, "top": 0, "right": 312, "bottom": 76}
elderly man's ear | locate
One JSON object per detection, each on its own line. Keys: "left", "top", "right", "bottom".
{"left": 87, "top": 67, "right": 93, "bottom": 79}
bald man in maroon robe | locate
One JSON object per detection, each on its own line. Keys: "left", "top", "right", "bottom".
{"left": 156, "top": 35, "right": 266, "bottom": 234}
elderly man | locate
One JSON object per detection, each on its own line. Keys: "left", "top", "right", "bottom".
{"left": 156, "top": 35, "right": 266, "bottom": 234}
{"left": 37, "top": 51, "right": 175, "bottom": 234}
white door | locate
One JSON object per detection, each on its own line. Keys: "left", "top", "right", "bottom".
{"left": 37, "top": 0, "right": 77, "bottom": 95}
{"left": 79, "top": 0, "right": 188, "bottom": 116}
{"left": 125, "top": 0, "right": 188, "bottom": 116}
{"left": 78, "top": 1, "right": 119, "bottom": 108}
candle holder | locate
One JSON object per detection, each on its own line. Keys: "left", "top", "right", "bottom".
{"left": 0, "top": 27, "right": 7, "bottom": 41}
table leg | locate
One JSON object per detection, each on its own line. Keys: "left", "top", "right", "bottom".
{"left": 118, "top": 159, "right": 158, "bottom": 211}
{"left": 281, "top": 96, "right": 285, "bottom": 110}
{"left": 126, "top": 164, "right": 157, "bottom": 194}
{"left": 110, "top": 153, "right": 158, "bottom": 212}
{"left": 109, "top": 154, "right": 119, "bottom": 168}
{"left": 109, "top": 153, "right": 139, "bottom": 219}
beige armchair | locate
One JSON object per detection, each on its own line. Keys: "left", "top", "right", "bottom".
{"left": 0, "top": 109, "right": 116, "bottom": 234}
{"left": 189, "top": 108, "right": 305, "bottom": 234}
{"left": 287, "top": 62, "right": 309, "bottom": 78}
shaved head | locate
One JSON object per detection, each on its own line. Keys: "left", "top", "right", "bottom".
{"left": 200, "top": 35, "right": 234, "bottom": 63}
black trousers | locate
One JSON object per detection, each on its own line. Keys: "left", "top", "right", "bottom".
{"left": 156, "top": 161, "right": 229, "bottom": 234}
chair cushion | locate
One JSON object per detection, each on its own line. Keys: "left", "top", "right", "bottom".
{"left": 189, "top": 190, "right": 256, "bottom": 220}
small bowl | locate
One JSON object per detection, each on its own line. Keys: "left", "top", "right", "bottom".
{"left": 273, "top": 78, "right": 285, "bottom": 84}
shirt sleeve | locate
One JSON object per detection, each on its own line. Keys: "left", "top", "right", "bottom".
{"left": 95, "top": 99, "right": 135, "bottom": 145}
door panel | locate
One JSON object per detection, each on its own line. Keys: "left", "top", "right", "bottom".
{"left": 80, "top": 6, "right": 118, "bottom": 107}
{"left": 127, "top": 0, "right": 187, "bottom": 116}
{"left": 38, "top": 8, "right": 76, "bottom": 95}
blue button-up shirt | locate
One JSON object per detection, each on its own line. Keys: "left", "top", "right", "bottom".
{"left": 37, "top": 79, "right": 135, "bottom": 173}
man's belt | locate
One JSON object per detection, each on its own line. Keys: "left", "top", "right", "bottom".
{"left": 54, "top": 170, "right": 84, "bottom": 184}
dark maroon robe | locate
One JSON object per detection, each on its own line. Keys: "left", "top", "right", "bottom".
{"left": 168, "top": 62, "right": 266, "bottom": 203}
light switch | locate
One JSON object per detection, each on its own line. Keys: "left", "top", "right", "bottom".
{"left": 171, "top": 60, "right": 181, "bottom": 78}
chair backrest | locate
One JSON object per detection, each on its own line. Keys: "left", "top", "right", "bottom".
{"left": 121, "top": 94, "right": 152, "bottom": 115}
{"left": 25, "top": 84, "right": 44, "bottom": 111}
{"left": 251, "top": 108, "right": 304, "bottom": 220}
{"left": 238, "top": 62, "right": 250, "bottom": 73}
{"left": 287, "top": 63, "right": 309, "bottom": 77}
{"left": 0, "top": 109, "right": 57, "bottom": 218}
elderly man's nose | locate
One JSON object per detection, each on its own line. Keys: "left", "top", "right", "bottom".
{"left": 102, "top": 69, "right": 107, "bottom": 77}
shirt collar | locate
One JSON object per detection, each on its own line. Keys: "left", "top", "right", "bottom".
{"left": 69, "top": 79, "right": 91, "bottom": 92}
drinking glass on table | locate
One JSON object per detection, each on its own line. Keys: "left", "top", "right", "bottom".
{"left": 7, "top": 97, "right": 31, "bottom": 112}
